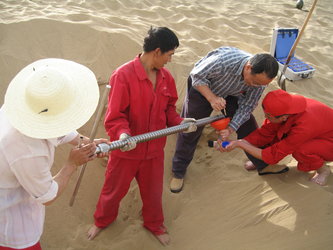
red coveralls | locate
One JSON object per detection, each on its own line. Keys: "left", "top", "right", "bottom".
{"left": 245, "top": 98, "right": 333, "bottom": 171}
{"left": 93, "top": 55, "right": 183, "bottom": 235}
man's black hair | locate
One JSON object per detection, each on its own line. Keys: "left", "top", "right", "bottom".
{"left": 249, "top": 54, "right": 279, "bottom": 79}
{"left": 143, "top": 27, "right": 179, "bottom": 53}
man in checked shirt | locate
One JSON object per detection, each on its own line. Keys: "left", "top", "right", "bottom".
{"left": 170, "top": 46, "right": 287, "bottom": 193}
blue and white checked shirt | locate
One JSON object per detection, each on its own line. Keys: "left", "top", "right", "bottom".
{"left": 190, "top": 47, "right": 265, "bottom": 131}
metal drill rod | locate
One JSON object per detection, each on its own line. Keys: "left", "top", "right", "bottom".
{"left": 95, "top": 114, "right": 225, "bottom": 154}
{"left": 69, "top": 114, "right": 224, "bottom": 206}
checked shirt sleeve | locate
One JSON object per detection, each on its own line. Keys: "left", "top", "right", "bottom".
{"left": 229, "top": 86, "right": 265, "bottom": 131}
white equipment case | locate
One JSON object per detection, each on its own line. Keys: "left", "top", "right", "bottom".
{"left": 270, "top": 28, "right": 315, "bottom": 81}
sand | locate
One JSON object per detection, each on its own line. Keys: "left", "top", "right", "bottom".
{"left": 1, "top": 0, "right": 333, "bottom": 249}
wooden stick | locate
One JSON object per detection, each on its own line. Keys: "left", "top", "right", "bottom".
{"left": 69, "top": 82, "right": 111, "bottom": 206}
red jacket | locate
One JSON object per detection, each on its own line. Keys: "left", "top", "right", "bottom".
{"left": 245, "top": 98, "right": 333, "bottom": 164}
{"left": 104, "top": 55, "right": 183, "bottom": 159}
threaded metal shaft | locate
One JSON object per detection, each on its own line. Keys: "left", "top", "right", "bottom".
{"left": 95, "top": 114, "right": 224, "bottom": 153}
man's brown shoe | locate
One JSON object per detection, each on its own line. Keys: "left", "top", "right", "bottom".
{"left": 170, "top": 177, "right": 184, "bottom": 193}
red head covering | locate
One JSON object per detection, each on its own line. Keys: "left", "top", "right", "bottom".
{"left": 262, "top": 89, "right": 306, "bottom": 116}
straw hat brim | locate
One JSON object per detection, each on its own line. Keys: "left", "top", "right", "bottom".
{"left": 3, "top": 58, "right": 100, "bottom": 139}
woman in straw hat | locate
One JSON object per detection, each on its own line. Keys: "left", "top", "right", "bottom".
{"left": 217, "top": 89, "right": 333, "bottom": 186}
{"left": 0, "top": 58, "right": 108, "bottom": 250}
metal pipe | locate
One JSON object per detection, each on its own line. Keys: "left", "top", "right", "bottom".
{"left": 95, "top": 114, "right": 225, "bottom": 154}
{"left": 70, "top": 113, "right": 224, "bottom": 206}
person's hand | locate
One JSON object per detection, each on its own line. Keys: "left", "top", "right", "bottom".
{"left": 215, "top": 139, "right": 238, "bottom": 153}
{"left": 209, "top": 96, "right": 226, "bottom": 111}
{"left": 94, "top": 138, "right": 109, "bottom": 145}
{"left": 119, "top": 133, "right": 137, "bottom": 152}
{"left": 217, "top": 127, "right": 233, "bottom": 141}
{"left": 67, "top": 143, "right": 97, "bottom": 167}
{"left": 93, "top": 138, "right": 110, "bottom": 158}
{"left": 181, "top": 118, "right": 197, "bottom": 133}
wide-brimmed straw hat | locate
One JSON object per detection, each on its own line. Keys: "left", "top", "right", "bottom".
{"left": 3, "top": 58, "right": 99, "bottom": 139}
{"left": 262, "top": 89, "right": 306, "bottom": 117}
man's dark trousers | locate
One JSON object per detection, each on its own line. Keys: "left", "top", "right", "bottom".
{"left": 172, "top": 77, "right": 268, "bottom": 178}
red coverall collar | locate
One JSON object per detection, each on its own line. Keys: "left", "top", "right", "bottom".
{"left": 134, "top": 54, "right": 166, "bottom": 81}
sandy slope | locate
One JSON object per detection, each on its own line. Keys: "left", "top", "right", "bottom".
{"left": 1, "top": 0, "right": 333, "bottom": 249}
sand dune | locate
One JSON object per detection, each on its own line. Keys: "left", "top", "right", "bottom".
{"left": 1, "top": 0, "right": 333, "bottom": 249}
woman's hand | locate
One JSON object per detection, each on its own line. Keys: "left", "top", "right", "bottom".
{"left": 67, "top": 143, "right": 97, "bottom": 167}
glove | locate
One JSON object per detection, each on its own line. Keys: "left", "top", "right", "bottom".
{"left": 181, "top": 118, "right": 197, "bottom": 133}
{"left": 119, "top": 133, "right": 137, "bottom": 152}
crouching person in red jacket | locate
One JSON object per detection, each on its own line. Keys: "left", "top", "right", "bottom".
{"left": 217, "top": 89, "right": 333, "bottom": 186}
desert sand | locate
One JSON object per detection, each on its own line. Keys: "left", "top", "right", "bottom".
{"left": 1, "top": 0, "right": 333, "bottom": 249}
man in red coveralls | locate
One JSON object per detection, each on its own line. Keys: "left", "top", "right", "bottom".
{"left": 87, "top": 27, "right": 196, "bottom": 245}
{"left": 217, "top": 89, "right": 333, "bottom": 186}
